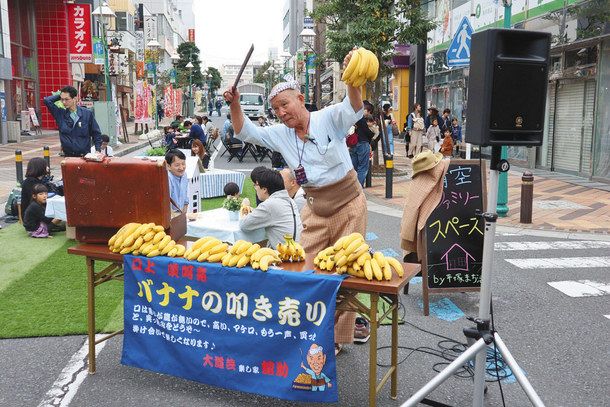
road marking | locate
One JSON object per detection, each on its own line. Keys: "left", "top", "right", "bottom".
{"left": 495, "top": 241, "right": 610, "bottom": 251}
{"left": 380, "top": 248, "right": 399, "bottom": 258}
{"left": 38, "top": 335, "right": 107, "bottom": 407}
{"left": 547, "top": 280, "right": 610, "bottom": 297}
{"left": 418, "top": 298, "right": 465, "bottom": 322}
{"left": 605, "top": 315, "right": 610, "bottom": 320}
{"left": 365, "top": 232, "right": 379, "bottom": 241}
{"left": 505, "top": 256, "right": 610, "bottom": 269}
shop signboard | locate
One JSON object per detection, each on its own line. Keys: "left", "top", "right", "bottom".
{"left": 306, "top": 54, "right": 316, "bottom": 74}
{"left": 188, "top": 29, "right": 195, "bottom": 43}
{"left": 303, "top": 17, "right": 314, "bottom": 30}
{"left": 67, "top": 4, "right": 93, "bottom": 63}
{"left": 135, "top": 31, "right": 145, "bottom": 62}
{"left": 144, "top": 16, "right": 158, "bottom": 44}
{"left": 93, "top": 37, "right": 105, "bottom": 65}
{"left": 471, "top": 0, "right": 498, "bottom": 30}
{"left": 122, "top": 255, "right": 342, "bottom": 402}
{"left": 0, "top": 92, "right": 6, "bottom": 122}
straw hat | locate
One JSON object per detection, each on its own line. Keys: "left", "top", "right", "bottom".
{"left": 412, "top": 150, "right": 443, "bottom": 178}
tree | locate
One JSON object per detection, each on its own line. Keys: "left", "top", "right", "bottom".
{"left": 176, "top": 42, "right": 204, "bottom": 87}
{"left": 312, "top": 0, "right": 435, "bottom": 105}
{"left": 205, "top": 67, "right": 222, "bottom": 95}
{"left": 253, "top": 61, "right": 273, "bottom": 83}
{"left": 568, "top": 0, "right": 610, "bottom": 40}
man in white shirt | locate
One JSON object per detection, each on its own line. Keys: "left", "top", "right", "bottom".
{"left": 239, "top": 168, "right": 302, "bottom": 248}
{"left": 90, "top": 134, "right": 113, "bottom": 156}
{"left": 280, "top": 168, "right": 306, "bottom": 212}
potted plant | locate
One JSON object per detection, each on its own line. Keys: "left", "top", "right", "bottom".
{"left": 222, "top": 196, "right": 243, "bottom": 221}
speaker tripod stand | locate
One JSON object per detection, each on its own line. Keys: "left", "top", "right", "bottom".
{"left": 402, "top": 147, "right": 545, "bottom": 407}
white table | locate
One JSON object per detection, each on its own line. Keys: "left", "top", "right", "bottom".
{"left": 186, "top": 208, "right": 266, "bottom": 244}
{"left": 200, "top": 169, "right": 245, "bottom": 198}
{"left": 45, "top": 195, "right": 67, "bottom": 221}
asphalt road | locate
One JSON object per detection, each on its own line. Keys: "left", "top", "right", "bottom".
{"left": 1, "top": 110, "right": 609, "bottom": 406}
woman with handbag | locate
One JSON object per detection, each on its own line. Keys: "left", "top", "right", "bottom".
{"left": 407, "top": 104, "right": 424, "bottom": 158}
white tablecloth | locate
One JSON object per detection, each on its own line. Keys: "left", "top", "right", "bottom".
{"left": 186, "top": 208, "right": 266, "bottom": 243}
{"left": 45, "top": 195, "right": 67, "bottom": 221}
{"left": 200, "top": 169, "right": 245, "bottom": 198}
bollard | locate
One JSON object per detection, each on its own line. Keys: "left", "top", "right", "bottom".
{"left": 385, "top": 155, "right": 393, "bottom": 199}
{"left": 15, "top": 150, "right": 23, "bottom": 184}
{"left": 365, "top": 159, "right": 372, "bottom": 188}
{"left": 520, "top": 171, "right": 534, "bottom": 224}
{"left": 43, "top": 145, "right": 51, "bottom": 170}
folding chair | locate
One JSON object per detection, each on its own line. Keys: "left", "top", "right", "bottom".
{"left": 238, "top": 143, "right": 260, "bottom": 163}
{"left": 257, "top": 146, "right": 273, "bottom": 162}
{"left": 221, "top": 137, "right": 243, "bottom": 162}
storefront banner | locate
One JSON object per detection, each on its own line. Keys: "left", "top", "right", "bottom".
{"left": 92, "top": 37, "right": 105, "bottom": 65}
{"left": 68, "top": 4, "right": 93, "bottom": 63}
{"left": 135, "top": 31, "right": 145, "bottom": 62}
{"left": 134, "top": 80, "right": 153, "bottom": 124}
{"left": 122, "top": 255, "right": 343, "bottom": 403}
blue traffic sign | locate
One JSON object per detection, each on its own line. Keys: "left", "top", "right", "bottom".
{"left": 447, "top": 16, "right": 473, "bottom": 68}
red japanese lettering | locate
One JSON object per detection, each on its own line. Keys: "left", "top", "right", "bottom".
{"left": 203, "top": 354, "right": 213, "bottom": 367}
{"left": 196, "top": 267, "right": 207, "bottom": 282}
{"left": 275, "top": 361, "right": 289, "bottom": 378}
{"left": 131, "top": 258, "right": 143, "bottom": 271}
{"left": 261, "top": 360, "right": 275, "bottom": 375}
{"left": 181, "top": 265, "right": 194, "bottom": 280}
{"left": 214, "top": 356, "right": 224, "bottom": 369}
{"left": 226, "top": 358, "right": 236, "bottom": 371}
{"left": 168, "top": 263, "right": 179, "bottom": 278}
{"left": 144, "top": 259, "right": 155, "bottom": 274}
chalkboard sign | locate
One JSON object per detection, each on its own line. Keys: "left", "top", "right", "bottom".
{"left": 424, "top": 160, "right": 486, "bottom": 290}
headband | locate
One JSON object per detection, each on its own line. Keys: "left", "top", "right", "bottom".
{"left": 269, "top": 80, "right": 300, "bottom": 101}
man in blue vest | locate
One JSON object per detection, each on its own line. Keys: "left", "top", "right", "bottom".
{"left": 43, "top": 86, "right": 102, "bottom": 157}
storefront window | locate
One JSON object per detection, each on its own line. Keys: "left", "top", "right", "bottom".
{"left": 592, "top": 39, "right": 610, "bottom": 179}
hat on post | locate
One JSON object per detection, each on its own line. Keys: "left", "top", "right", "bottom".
{"left": 412, "top": 150, "right": 443, "bottom": 178}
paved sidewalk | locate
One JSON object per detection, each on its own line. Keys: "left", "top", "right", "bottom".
{"left": 365, "top": 140, "right": 610, "bottom": 235}
{"left": 0, "top": 121, "right": 166, "bottom": 203}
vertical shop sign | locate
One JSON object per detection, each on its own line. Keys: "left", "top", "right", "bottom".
{"left": 135, "top": 31, "right": 145, "bottom": 62}
{"left": 188, "top": 29, "right": 195, "bottom": 42}
{"left": 93, "top": 37, "right": 105, "bottom": 65}
{"left": 68, "top": 4, "right": 93, "bottom": 63}
{"left": 144, "top": 16, "right": 158, "bottom": 44}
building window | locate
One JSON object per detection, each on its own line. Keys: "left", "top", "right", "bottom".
{"left": 116, "top": 12, "right": 128, "bottom": 31}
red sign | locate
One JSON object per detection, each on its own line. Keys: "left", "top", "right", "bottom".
{"left": 68, "top": 4, "right": 93, "bottom": 63}
{"left": 188, "top": 29, "right": 195, "bottom": 43}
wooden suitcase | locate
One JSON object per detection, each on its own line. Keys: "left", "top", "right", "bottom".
{"left": 61, "top": 157, "right": 183, "bottom": 243}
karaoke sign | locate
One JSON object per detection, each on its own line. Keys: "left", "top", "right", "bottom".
{"left": 67, "top": 4, "right": 93, "bottom": 63}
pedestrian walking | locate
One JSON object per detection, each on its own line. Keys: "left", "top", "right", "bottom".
{"left": 451, "top": 117, "right": 462, "bottom": 157}
{"left": 348, "top": 100, "right": 376, "bottom": 186}
{"left": 208, "top": 100, "right": 214, "bottom": 117}
{"left": 381, "top": 103, "right": 395, "bottom": 155}
{"left": 223, "top": 48, "right": 367, "bottom": 352}
{"left": 43, "top": 86, "right": 102, "bottom": 157}
{"left": 407, "top": 103, "right": 424, "bottom": 158}
{"left": 215, "top": 98, "right": 223, "bottom": 117}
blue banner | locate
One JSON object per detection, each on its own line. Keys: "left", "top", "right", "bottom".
{"left": 122, "top": 255, "right": 343, "bottom": 402}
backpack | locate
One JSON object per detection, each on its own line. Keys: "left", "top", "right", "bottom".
{"left": 346, "top": 126, "right": 358, "bottom": 147}
{"left": 5, "top": 185, "right": 21, "bottom": 217}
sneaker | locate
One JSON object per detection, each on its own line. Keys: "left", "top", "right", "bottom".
{"left": 353, "top": 317, "right": 370, "bottom": 344}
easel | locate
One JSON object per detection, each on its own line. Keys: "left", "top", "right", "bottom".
{"left": 402, "top": 147, "right": 544, "bottom": 407}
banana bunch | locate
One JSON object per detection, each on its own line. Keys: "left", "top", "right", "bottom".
{"left": 108, "top": 222, "right": 186, "bottom": 258}
{"left": 184, "top": 236, "right": 229, "bottom": 263}
{"left": 313, "top": 232, "right": 405, "bottom": 281}
{"left": 277, "top": 235, "right": 305, "bottom": 262}
{"left": 341, "top": 47, "right": 379, "bottom": 87}
{"left": 240, "top": 198, "right": 253, "bottom": 217}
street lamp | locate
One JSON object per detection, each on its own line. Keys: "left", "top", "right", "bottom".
{"left": 186, "top": 61, "right": 194, "bottom": 117}
{"left": 299, "top": 28, "right": 316, "bottom": 104}
{"left": 92, "top": 2, "right": 116, "bottom": 102}
{"left": 147, "top": 39, "right": 161, "bottom": 129}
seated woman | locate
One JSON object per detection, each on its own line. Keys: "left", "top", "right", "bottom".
{"left": 190, "top": 139, "right": 207, "bottom": 171}
{"left": 239, "top": 168, "right": 302, "bottom": 248}
{"left": 23, "top": 184, "right": 65, "bottom": 238}
{"left": 20, "top": 157, "right": 49, "bottom": 217}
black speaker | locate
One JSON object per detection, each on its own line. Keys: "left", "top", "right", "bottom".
{"left": 466, "top": 29, "right": 551, "bottom": 146}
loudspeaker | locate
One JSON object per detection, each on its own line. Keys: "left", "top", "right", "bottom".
{"left": 466, "top": 29, "right": 551, "bottom": 146}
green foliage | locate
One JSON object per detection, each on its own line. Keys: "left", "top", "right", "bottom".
{"left": 253, "top": 61, "right": 282, "bottom": 88}
{"left": 205, "top": 67, "right": 223, "bottom": 94}
{"left": 568, "top": 0, "right": 610, "bottom": 40}
{"left": 222, "top": 196, "right": 243, "bottom": 211}
{"left": 146, "top": 147, "right": 167, "bottom": 156}
{"left": 312, "top": 0, "right": 435, "bottom": 103}
{"left": 177, "top": 42, "right": 204, "bottom": 87}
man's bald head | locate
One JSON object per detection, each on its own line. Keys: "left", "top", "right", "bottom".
{"left": 280, "top": 167, "right": 299, "bottom": 196}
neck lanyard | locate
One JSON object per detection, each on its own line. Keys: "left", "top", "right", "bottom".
{"left": 294, "top": 113, "right": 310, "bottom": 166}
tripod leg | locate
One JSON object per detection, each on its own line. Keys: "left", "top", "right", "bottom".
{"left": 494, "top": 334, "right": 545, "bottom": 407}
{"left": 401, "top": 338, "right": 488, "bottom": 407}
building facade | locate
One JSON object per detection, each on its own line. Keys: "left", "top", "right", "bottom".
{"left": 424, "top": 0, "right": 610, "bottom": 182}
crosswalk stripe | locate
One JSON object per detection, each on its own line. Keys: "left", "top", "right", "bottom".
{"left": 495, "top": 241, "right": 610, "bottom": 251}
{"left": 604, "top": 315, "right": 610, "bottom": 320}
{"left": 505, "top": 257, "right": 610, "bottom": 269}
{"left": 547, "top": 280, "right": 610, "bottom": 297}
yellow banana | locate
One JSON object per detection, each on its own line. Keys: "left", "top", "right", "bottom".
{"left": 207, "top": 251, "right": 227, "bottom": 263}
{"left": 140, "top": 242, "right": 155, "bottom": 256}
{"left": 373, "top": 251, "right": 387, "bottom": 268}
{"left": 345, "top": 238, "right": 364, "bottom": 256}
{"left": 152, "top": 231, "right": 166, "bottom": 244}
{"left": 147, "top": 249, "right": 161, "bottom": 257}
{"left": 131, "top": 236, "right": 144, "bottom": 251}
{"left": 356, "top": 48, "right": 369, "bottom": 79}
{"left": 357, "top": 251, "right": 372, "bottom": 267}
{"left": 251, "top": 248, "right": 279, "bottom": 262}
{"left": 228, "top": 254, "right": 242, "bottom": 267}
{"left": 221, "top": 252, "right": 233, "bottom": 266}
{"left": 386, "top": 257, "right": 404, "bottom": 278}
{"left": 183, "top": 247, "right": 193, "bottom": 259}
{"left": 167, "top": 247, "right": 178, "bottom": 258}
{"left": 161, "top": 240, "right": 176, "bottom": 255}
{"left": 251, "top": 261, "right": 260, "bottom": 270}
{"left": 347, "top": 243, "right": 369, "bottom": 262}
{"left": 192, "top": 236, "right": 214, "bottom": 251}
{"left": 335, "top": 254, "right": 349, "bottom": 268}
{"left": 341, "top": 47, "right": 361, "bottom": 84}
{"left": 199, "top": 238, "right": 223, "bottom": 254}
{"left": 187, "top": 248, "right": 201, "bottom": 261}
{"left": 197, "top": 251, "right": 210, "bottom": 262}
{"left": 325, "top": 258, "right": 336, "bottom": 271}
{"left": 234, "top": 241, "right": 252, "bottom": 255}
{"left": 259, "top": 255, "right": 276, "bottom": 271}
{"left": 119, "top": 247, "right": 132, "bottom": 255}
{"left": 367, "top": 49, "right": 379, "bottom": 81}
{"left": 363, "top": 259, "right": 373, "bottom": 280}
{"left": 319, "top": 260, "right": 327, "bottom": 270}
{"left": 157, "top": 235, "right": 172, "bottom": 251}
{"left": 142, "top": 230, "right": 156, "bottom": 242}
{"left": 371, "top": 258, "right": 383, "bottom": 281}
{"left": 209, "top": 243, "right": 229, "bottom": 255}
{"left": 174, "top": 244, "right": 186, "bottom": 257}
{"left": 383, "top": 262, "right": 392, "bottom": 280}
{"left": 132, "top": 250, "right": 140, "bottom": 256}
{"left": 153, "top": 225, "right": 165, "bottom": 233}
{"left": 236, "top": 255, "right": 250, "bottom": 268}
{"left": 333, "top": 236, "right": 347, "bottom": 251}
{"left": 342, "top": 233, "right": 363, "bottom": 250}
{"left": 246, "top": 244, "right": 261, "bottom": 256}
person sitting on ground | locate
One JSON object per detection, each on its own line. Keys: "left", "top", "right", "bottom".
{"left": 165, "top": 149, "right": 189, "bottom": 213}
{"left": 239, "top": 168, "right": 302, "bottom": 248}
{"left": 440, "top": 128, "right": 454, "bottom": 157}
{"left": 223, "top": 182, "right": 240, "bottom": 198}
{"left": 280, "top": 168, "right": 306, "bottom": 212}
{"left": 90, "top": 134, "right": 114, "bottom": 156}
{"left": 191, "top": 139, "right": 207, "bottom": 171}
{"left": 20, "top": 157, "right": 49, "bottom": 217}
{"left": 23, "top": 184, "right": 65, "bottom": 238}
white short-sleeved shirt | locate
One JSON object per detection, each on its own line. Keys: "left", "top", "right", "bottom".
{"left": 236, "top": 97, "right": 363, "bottom": 187}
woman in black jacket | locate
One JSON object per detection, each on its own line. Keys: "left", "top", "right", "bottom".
{"left": 20, "top": 157, "right": 49, "bottom": 217}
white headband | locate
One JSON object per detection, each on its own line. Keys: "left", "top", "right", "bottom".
{"left": 269, "top": 80, "right": 300, "bottom": 101}
{"left": 308, "top": 346, "right": 323, "bottom": 355}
